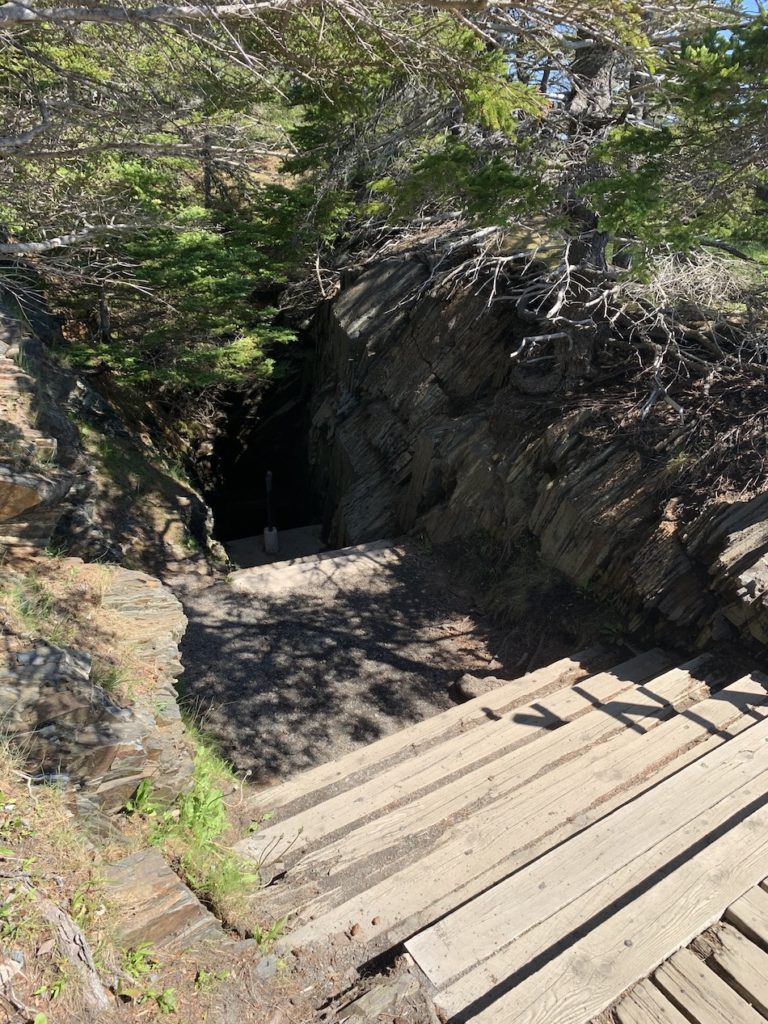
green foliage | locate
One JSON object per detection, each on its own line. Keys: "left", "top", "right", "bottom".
{"left": 585, "top": 15, "right": 768, "bottom": 247}
{"left": 122, "top": 942, "right": 159, "bottom": 979}
{"left": 387, "top": 140, "right": 552, "bottom": 223}
{"left": 150, "top": 987, "right": 178, "bottom": 1014}
{"left": 124, "top": 738, "right": 259, "bottom": 924}
{"left": 194, "top": 967, "right": 230, "bottom": 993}
{"left": 61, "top": 180, "right": 304, "bottom": 394}
{"left": 124, "top": 778, "right": 158, "bottom": 817}
{"left": 252, "top": 914, "right": 288, "bottom": 952}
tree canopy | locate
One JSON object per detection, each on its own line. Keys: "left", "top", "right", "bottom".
{"left": 0, "top": 0, "right": 765, "bottom": 417}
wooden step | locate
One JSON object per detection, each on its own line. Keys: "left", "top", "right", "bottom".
{"left": 263, "top": 657, "right": 703, "bottom": 891}
{"left": 707, "top": 922, "right": 768, "bottom": 1017}
{"left": 245, "top": 646, "right": 616, "bottom": 818}
{"left": 225, "top": 524, "right": 325, "bottom": 569}
{"left": 408, "top": 695, "right": 768, "bottom": 997}
{"left": 611, "top": 878, "right": 768, "bottom": 1024}
{"left": 238, "top": 650, "right": 678, "bottom": 861}
{"left": 654, "top": 948, "right": 764, "bottom": 1024}
{"left": 430, "top": 715, "right": 768, "bottom": 1023}
{"left": 725, "top": 882, "right": 768, "bottom": 947}
{"left": 614, "top": 979, "right": 689, "bottom": 1023}
{"left": 280, "top": 674, "right": 768, "bottom": 956}
{"left": 232, "top": 537, "right": 392, "bottom": 576}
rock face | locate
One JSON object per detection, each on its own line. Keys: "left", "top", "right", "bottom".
{"left": 0, "top": 304, "right": 199, "bottom": 817}
{"left": 105, "top": 849, "right": 238, "bottom": 952}
{"left": 309, "top": 255, "right": 768, "bottom": 649}
{"left": 0, "top": 564, "right": 192, "bottom": 816}
{"left": 0, "top": 319, "right": 75, "bottom": 556}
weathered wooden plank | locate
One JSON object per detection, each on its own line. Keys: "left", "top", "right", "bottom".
{"left": 655, "top": 948, "right": 764, "bottom": 1024}
{"left": 709, "top": 922, "right": 768, "bottom": 1017}
{"left": 279, "top": 662, "right": 706, "bottom": 883}
{"left": 725, "top": 884, "right": 768, "bottom": 949}
{"left": 614, "top": 979, "right": 690, "bottom": 1024}
{"left": 406, "top": 710, "right": 768, "bottom": 990}
{"left": 246, "top": 648, "right": 657, "bottom": 816}
{"left": 438, "top": 796, "right": 768, "bottom": 1024}
{"left": 238, "top": 655, "right": 684, "bottom": 862}
{"left": 433, "top": 737, "right": 768, "bottom": 1016}
{"left": 282, "top": 676, "right": 767, "bottom": 952}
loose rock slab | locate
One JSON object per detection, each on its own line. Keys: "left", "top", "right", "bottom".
{"left": 105, "top": 849, "right": 231, "bottom": 952}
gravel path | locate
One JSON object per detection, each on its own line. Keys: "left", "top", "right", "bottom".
{"left": 168, "top": 543, "right": 505, "bottom": 784}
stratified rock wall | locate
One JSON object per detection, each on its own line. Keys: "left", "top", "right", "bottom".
{"left": 309, "top": 256, "right": 768, "bottom": 650}
{"left": 0, "top": 305, "right": 195, "bottom": 817}
{"left": 0, "top": 563, "right": 192, "bottom": 816}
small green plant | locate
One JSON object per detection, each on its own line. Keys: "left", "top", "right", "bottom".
{"left": 247, "top": 810, "right": 275, "bottom": 833}
{"left": 44, "top": 540, "right": 69, "bottom": 559}
{"left": 34, "top": 974, "right": 67, "bottom": 1000}
{"left": 194, "top": 967, "right": 230, "bottom": 993}
{"left": 148, "top": 986, "right": 178, "bottom": 1014}
{"left": 70, "top": 884, "right": 103, "bottom": 928}
{"left": 122, "top": 941, "right": 159, "bottom": 979}
{"left": 125, "top": 778, "right": 159, "bottom": 817}
{"left": 143, "top": 737, "right": 259, "bottom": 924}
{"left": 252, "top": 915, "right": 288, "bottom": 951}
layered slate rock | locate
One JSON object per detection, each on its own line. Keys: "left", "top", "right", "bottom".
{"left": 308, "top": 249, "right": 768, "bottom": 649}
{"left": 105, "top": 850, "right": 232, "bottom": 952}
{"left": 0, "top": 319, "right": 74, "bottom": 557}
{"left": 0, "top": 564, "right": 192, "bottom": 816}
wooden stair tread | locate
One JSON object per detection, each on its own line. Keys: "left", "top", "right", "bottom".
{"left": 239, "top": 650, "right": 681, "bottom": 860}
{"left": 436, "top": 773, "right": 768, "bottom": 1023}
{"left": 608, "top": 879, "right": 768, "bottom": 1024}
{"left": 268, "top": 658, "right": 711, "bottom": 889}
{"left": 708, "top": 921, "right": 768, "bottom": 1017}
{"left": 230, "top": 537, "right": 393, "bottom": 578}
{"left": 407, "top": 695, "right": 768, "bottom": 991}
{"left": 654, "top": 947, "right": 764, "bottom": 1024}
{"left": 614, "top": 979, "right": 690, "bottom": 1024}
{"left": 229, "top": 540, "right": 402, "bottom": 594}
{"left": 279, "top": 673, "right": 767, "bottom": 954}
{"left": 725, "top": 883, "right": 768, "bottom": 948}
{"left": 246, "top": 646, "right": 619, "bottom": 817}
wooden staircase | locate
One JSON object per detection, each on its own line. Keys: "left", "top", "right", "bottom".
{"left": 236, "top": 647, "right": 768, "bottom": 1022}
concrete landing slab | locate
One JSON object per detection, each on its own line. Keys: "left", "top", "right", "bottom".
{"left": 226, "top": 524, "right": 325, "bottom": 569}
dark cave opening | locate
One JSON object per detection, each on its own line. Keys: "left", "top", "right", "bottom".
{"left": 205, "top": 342, "right": 323, "bottom": 546}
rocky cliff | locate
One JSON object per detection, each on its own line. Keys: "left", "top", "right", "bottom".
{"left": 0, "top": 307, "right": 195, "bottom": 818}
{"left": 0, "top": 562, "right": 192, "bottom": 817}
{"left": 308, "top": 251, "right": 768, "bottom": 651}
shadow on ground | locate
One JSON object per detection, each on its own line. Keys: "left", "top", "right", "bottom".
{"left": 175, "top": 547, "right": 511, "bottom": 783}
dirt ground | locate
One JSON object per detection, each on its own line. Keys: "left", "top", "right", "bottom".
{"left": 169, "top": 542, "right": 514, "bottom": 785}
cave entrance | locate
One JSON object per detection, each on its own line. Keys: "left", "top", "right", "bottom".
{"left": 205, "top": 344, "right": 326, "bottom": 567}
